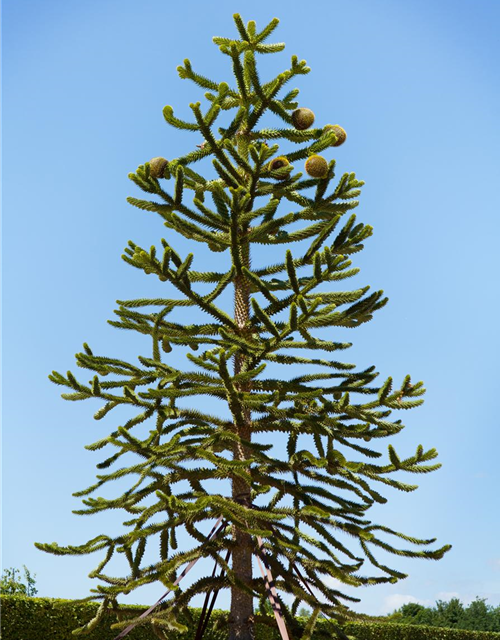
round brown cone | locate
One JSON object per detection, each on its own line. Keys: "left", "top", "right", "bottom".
{"left": 324, "top": 124, "right": 347, "bottom": 146}
{"left": 291, "top": 108, "right": 315, "bottom": 130}
{"left": 149, "top": 157, "right": 168, "bottom": 178}
{"left": 305, "top": 154, "right": 329, "bottom": 178}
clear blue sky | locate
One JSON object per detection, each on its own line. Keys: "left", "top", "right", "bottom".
{"left": 2, "top": 0, "right": 500, "bottom": 618}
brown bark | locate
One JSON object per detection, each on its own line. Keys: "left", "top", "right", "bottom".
{"left": 229, "top": 250, "right": 255, "bottom": 640}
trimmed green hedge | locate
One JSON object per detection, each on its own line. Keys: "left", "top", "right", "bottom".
{"left": 1, "top": 597, "right": 228, "bottom": 640}
{"left": 2, "top": 596, "right": 500, "bottom": 640}
{"left": 343, "top": 621, "right": 500, "bottom": 640}
{"left": 1, "top": 597, "right": 163, "bottom": 640}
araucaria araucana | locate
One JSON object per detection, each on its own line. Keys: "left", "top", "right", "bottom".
{"left": 36, "top": 14, "right": 451, "bottom": 640}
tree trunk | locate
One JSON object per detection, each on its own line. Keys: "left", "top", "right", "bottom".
{"left": 229, "top": 249, "right": 255, "bottom": 640}
{"left": 229, "top": 458, "right": 254, "bottom": 640}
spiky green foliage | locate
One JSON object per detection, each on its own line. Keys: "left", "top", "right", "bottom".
{"left": 36, "top": 14, "right": 450, "bottom": 640}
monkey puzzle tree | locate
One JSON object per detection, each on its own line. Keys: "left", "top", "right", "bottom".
{"left": 36, "top": 14, "right": 450, "bottom": 640}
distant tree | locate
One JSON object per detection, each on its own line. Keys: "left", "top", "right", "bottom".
{"left": 0, "top": 566, "right": 38, "bottom": 597}
{"left": 435, "top": 597, "right": 464, "bottom": 628}
{"left": 388, "top": 601, "right": 435, "bottom": 626}
{"left": 398, "top": 602, "right": 426, "bottom": 619}
{"left": 462, "top": 598, "right": 489, "bottom": 631}
{"left": 298, "top": 607, "right": 312, "bottom": 618}
{"left": 462, "top": 598, "right": 500, "bottom": 632}
{"left": 489, "top": 603, "right": 500, "bottom": 632}
{"left": 390, "top": 597, "right": 500, "bottom": 632}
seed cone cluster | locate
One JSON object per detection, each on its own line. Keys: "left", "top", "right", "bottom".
{"left": 287, "top": 107, "right": 347, "bottom": 180}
